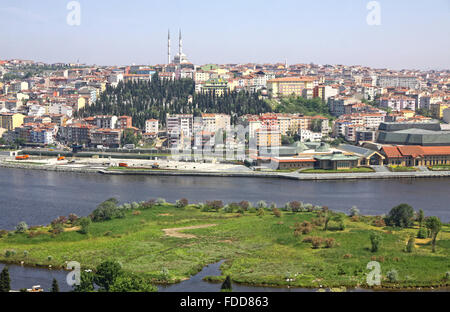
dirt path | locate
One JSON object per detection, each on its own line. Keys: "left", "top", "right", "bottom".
{"left": 163, "top": 224, "right": 217, "bottom": 238}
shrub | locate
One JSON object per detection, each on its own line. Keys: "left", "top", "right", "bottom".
{"left": 298, "top": 221, "right": 312, "bottom": 234}
{"left": 223, "top": 205, "right": 234, "bottom": 213}
{"left": 370, "top": 232, "right": 382, "bottom": 252}
{"left": 205, "top": 200, "right": 223, "bottom": 212}
{"left": 349, "top": 206, "right": 360, "bottom": 217}
{"left": 350, "top": 215, "right": 359, "bottom": 222}
{"left": 156, "top": 198, "right": 166, "bottom": 205}
{"left": 141, "top": 200, "right": 156, "bottom": 209}
{"left": 256, "top": 200, "right": 267, "bottom": 209}
{"left": 15, "top": 221, "right": 28, "bottom": 233}
{"left": 68, "top": 214, "right": 79, "bottom": 224}
{"left": 50, "top": 223, "right": 64, "bottom": 235}
{"left": 417, "top": 227, "right": 427, "bottom": 239}
{"left": 324, "top": 238, "right": 336, "bottom": 248}
{"left": 386, "top": 269, "right": 399, "bottom": 283}
{"left": 131, "top": 202, "right": 140, "bottom": 210}
{"left": 91, "top": 199, "right": 120, "bottom": 222}
{"left": 238, "top": 201, "right": 250, "bottom": 211}
{"left": 123, "top": 203, "right": 132, "bottom": 210}
{"left": 311, "top": 237, "right": 323, "bottom": 249}
{"left": 445, "top": 272, "right": 450, "bottom": 281}
{"left": 175, "top": 198, "right": 189, "bottom": 208}
{"left": 249, "top": 207, "right": 257, "bottom": 213}
{"left": 385, "top": 204, "right": 414, "bottom": 228}
{"left": 47, "top": 256, "right": 53, "bottom": 261}
{"left": 256, "top": 208, "right": 265, "bottom": 217}
{"left": 343, "top": 254, "right": 352, "bottom": 259}
{"left": 51, "top": 216, "right": 68, "bottom": 226}
{"left": 5, "top": 250, "right": 13, "bottom": 257}
{"left": 78, "top": 217, "right": 91, "bottom": 235}
{"left": 373, "top": 216, "right": 386, "bottom": 227}
{"left": 269, "top": 203, "right": 277, "bottom": 211}
{"left": 132, "top": 211, "right": 141, "bottom": 216}
{"left": 311, "top": 217, "right": 324, "bottom": 227}
{"left": 406, "top": 237, "right": 415, "bottom": 253}
{"left": 304, "top": 203, "right": 314, "bottom": 212}
{"left": 289, "top": 201, "right": 301, "bottom": 212}
{"left": 0, "top": 230, "right": 8, "bottom": 238}
{"left": 23, "top": 250, "right": 28, "bottom": 257}
{"left": 273, "top": 208, "right": 281, "bottom": 218}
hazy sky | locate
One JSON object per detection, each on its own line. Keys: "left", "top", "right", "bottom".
{"left": 1, "top": 0, "right": 449, "bottom": 69}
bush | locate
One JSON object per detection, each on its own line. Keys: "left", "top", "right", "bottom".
{"left": 142, "top": 199, "right": 156, "bottom": 209}
{"left": 273, "top": 208, "right": 281, "bottom": 218}
{"left": 417, "top": 227, "right": 427, "bottom": 239}
{"left": 249, "top": 207, "right": 257, "bottom": 213}
{"left": 91, "top": 199, "right": 120, "bottom": 222}
{"left": 50, "top": 223, "right": 64, "bottom": 235}
{"left": 256, "top": 208, "right": 265, "bottom": 217}
{"left": 79, "top": 217, "right": 91, "bottom": 235}
{"left": 238, "top": 201, "right": 250, "bottom": 211}
{"left": 289, "top": 201, "right": 301, "bottom": 212}
{"left": 131, "top": 202, "right": 140, "bottom": 210}
{"left": 385, "top": 204, "right": 414, "bottom": 228}
{"left": 324, "top": 238, "right": 336, "bottom": 248}
{"left": 349, "top": 206, "right": 360, "bottom": 217}
{"left": 156, "top": 198, "right": 166, "bottom": 205}
{"left": 205, "top": 200, "right": 223, "bottom": 212}
{"left": 15, "top": 221, "right": 28, "bottom": 233}
{"left": 370, "top": 232, "right": 382, "bottom": 252}
{"left": 386, "top": 269, "right": 399, "bottom": 283}
{"left": 350, "top": 215, "right": 359, "bottom": 222}
{"left": 445, "top": 272, "right": 450, "bottom": 281}
{"left": 0, "top": 230, "right": 8, "bottom": 238}
{"left": 406, "top": 237, "right": 415, "bottom": 253}
{"left": 256, "top": 200, "right": 267, "bottom": 209}
{"left": 68, "top": 214, "right": 79, "bottom": 224}
{"left": 373, "top": 216, "right": 386, "bottom": 227}
{"left": 311, "top": 237, "right": 323, "bottom": 249}
{"left": 175, "top": 198, "right": 189, "bottom": 208}
{"left": 132, "top": 211, "right": 141, "bottom": 216}
{"left": 269, "top": 203, "right": 277, "bottom": 211}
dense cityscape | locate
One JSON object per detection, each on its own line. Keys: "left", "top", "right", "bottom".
{"left": 1, "top": 32, "right": 450, "bottom": 173}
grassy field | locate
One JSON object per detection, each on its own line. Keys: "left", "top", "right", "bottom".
{"left": 300, "top": 167, "right": 375, "bottom": 174}
{"left": 0, "top": 203, "right": 449, "bottom": 289}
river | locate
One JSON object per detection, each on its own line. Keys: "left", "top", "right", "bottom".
{"left": 0, "top": 167, "right": 449, "bottom": 230}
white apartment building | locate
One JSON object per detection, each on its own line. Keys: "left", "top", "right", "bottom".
{"left": 298, "top": 129, "right": 322, "bottom": 142}
{"left": 166, "top": 114, "right": 193, "bottom": 146}
{"left": 380, "top": 96, "right": 416, "bottom": 111}
{"left": 95, "top": 115, "right": 118, "bottom": 129}
{"left": 145, "top": 119, "right": 159, "bottom": 134}
{"left": 48, "top": 104, "right": 73, "bottom": 118}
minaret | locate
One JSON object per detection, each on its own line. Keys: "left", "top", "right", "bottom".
{"left": 179, "top": 29, "right": 183, "bottom": 55}
{"left": 168, "top": 29, "right": 171, "bottom": 64}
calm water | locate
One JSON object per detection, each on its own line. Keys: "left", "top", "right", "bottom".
{"left": 0, "top": 167, "right": 449, "bottom": 230}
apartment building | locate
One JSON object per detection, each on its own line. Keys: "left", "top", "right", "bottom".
{"left": 0, "top": 113, "right": 25, "bottom": 130}
{"left": 380, "top": 96, "right": 416, "bottom": 111}
{"left": 267, "top": 76, "right": 315, "bottom": 98}
{"left": 166, "top": 114, "right": 193, "bottom": 146}
{"left": 145, "top": 119, "right": 159, "bottom": 134}
{"left": 90, "top": 128, "right": 122, "bottom": 147}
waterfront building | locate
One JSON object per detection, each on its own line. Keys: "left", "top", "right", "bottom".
{"left": 381, "top": 145, "right": 450, "bottom": 166}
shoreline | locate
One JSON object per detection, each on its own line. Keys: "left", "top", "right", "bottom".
{"left": 2, "top": 161, "right": 450, "bottom": 181}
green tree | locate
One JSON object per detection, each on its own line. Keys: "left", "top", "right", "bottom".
{"left": 15, "top": 221, "right": 28, "bottom": 233}
{"left": 0, "top": 267, "right": 11, "bottom": 292}
{"left": 109, "top": 274, "right": 157, "bottom": 292}
{"left": 73, "top": 271, "right": 95, "bottom": 292}
{"left": 406, "top": 236, "right": 415, "bottom": 253}
{"left": 417, "top": 209, "right": 425, "bottom": 228}
{"left": 94, "top": 261, "right": 122, "bottom": 291}
{"left": 385, "top": 204, "right": 414, "bottom": 228}
{"left": 425, "top": 216, "right": 442, "bottom": 253}
{"left": 221, "top": 276, "right": 232, "bottom": 292}
{"left": 78, "top": 217, "right": 91, "bottom": 234}
{"left": 91, "top": 198, "right": 119, "bottom": 222}
{"left": 51, "top": 278, "right": 59, "bottom": 292}
{"left": 370, "top": 232, "right": 382, "bottom": 252}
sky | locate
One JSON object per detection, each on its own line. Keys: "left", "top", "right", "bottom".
{"left": 0, "top": 0, "right": 449, "bottom": 70}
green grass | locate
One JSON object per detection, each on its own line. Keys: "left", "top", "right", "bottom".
{"left": 300, "top": 167, "right": 375, "bottom": 174}
{"left": 0, "top": 205, "right": 448, "bottom": 289}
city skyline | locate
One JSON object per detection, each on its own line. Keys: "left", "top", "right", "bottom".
{"left": 0, "top": 0, "right": 449, "bottom": 70}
